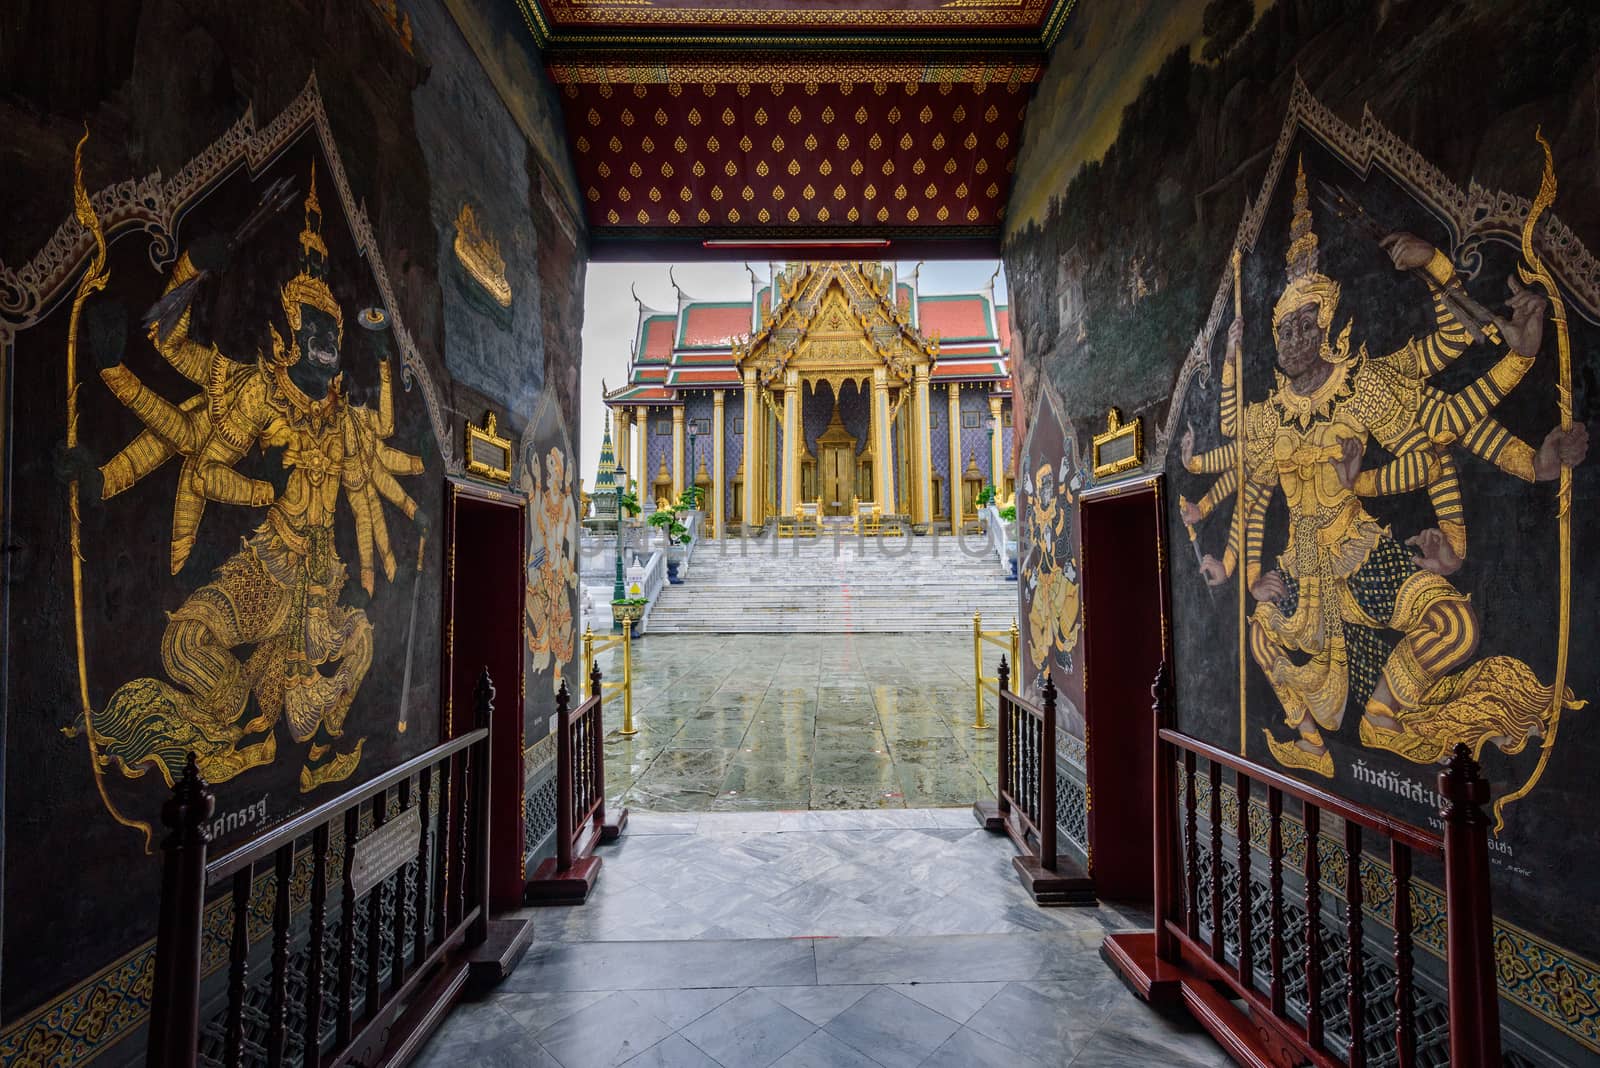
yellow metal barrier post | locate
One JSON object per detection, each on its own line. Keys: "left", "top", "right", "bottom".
{"left": 619, "top": 618, "right": 635, "bottom": 735}
{"left": 973, "top": 612, "right": 989, "bottom": 729}
{"left": 582, "top": 621, "right": 636, "bottom": 736}
{"left": 972, "top": 612, "right": 1020, "bottom": 730}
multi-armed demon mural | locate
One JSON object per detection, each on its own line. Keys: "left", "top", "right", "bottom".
{"left": 1005, "top": 2, "right": 1600, "bottom": 1061}
{"left": 0, "top": 0, "right": 586, "bottom": 1061}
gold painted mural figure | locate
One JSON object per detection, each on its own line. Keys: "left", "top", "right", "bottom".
{"left": 1180, "top": 157, "right": 1587, "bottom": 778}
{"left": 66, "top": 166, "right": 426, "bottom": 793}
{"left": 1021, "top": 457, "right": 1081, "bottom": 689}
{"left": 524, "top": 444, "right": 578, "bottom": 691}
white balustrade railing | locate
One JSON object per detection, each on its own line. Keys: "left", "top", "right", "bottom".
{"left": 635, "top": 549, "right": 667, "bottom": 632}
{"left": 982, "top": 503, "right": 1018, "bottom": 579}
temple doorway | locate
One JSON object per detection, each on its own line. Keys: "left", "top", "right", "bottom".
{"left": 816, "top": 401, "right": 859, "bottom": 515}
{"left": 442, "top": 482, "right": 528, "bottom": 912}
{"left": 1078, "top": 478, "right": 1169, "bottom": 907}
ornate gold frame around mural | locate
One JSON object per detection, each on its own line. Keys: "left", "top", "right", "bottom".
{"left": 465, "top": 411, "right": 514, "bottom": 484}
{"left": 454, "top": 203, "right": 512, "bottom": 309}
{"left": 1090, "top": 407, "right": 1141, "bottom": 478}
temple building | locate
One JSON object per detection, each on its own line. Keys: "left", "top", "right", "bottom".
{"left": 602, "top": 262, "right": 1015, "bottom": 534}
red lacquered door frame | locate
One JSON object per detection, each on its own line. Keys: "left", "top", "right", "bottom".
{"left": 1079, "top": 476, "right": 1170, "bottom": 905}
{"left": 441, "top": 479, "right": 527, "bottom": 912}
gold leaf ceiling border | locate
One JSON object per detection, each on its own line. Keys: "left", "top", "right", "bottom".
{"left": 546, "top": 56, "right": 1044, "bottom": 86}
{"left": 514, "top": 0, "right": 1078, "bottom": 51}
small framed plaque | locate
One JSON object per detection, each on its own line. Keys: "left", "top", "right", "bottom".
{"left": 349, "top": 806, "right": 422, "bottom": 897}
{"left": 1091, "top": 407, "right": 1142, "bottom": 477}
{"left": 465, "top": 411, "right": 513, "bottom": 484}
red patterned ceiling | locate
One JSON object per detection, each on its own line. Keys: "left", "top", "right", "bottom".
{"left": 549, "top": 58, "right": 1041, "bottom": 240}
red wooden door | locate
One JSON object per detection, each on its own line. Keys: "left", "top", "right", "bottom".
{"left": 441, "top": 481, "right": 527, "bottom": 911}
{"left": 1079, "top": 478, "right": 1170, "bottom": 905}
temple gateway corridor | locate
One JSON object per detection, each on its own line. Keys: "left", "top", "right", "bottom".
{"left": 3, "top": 0, "right": 1596, "bottom": 1066}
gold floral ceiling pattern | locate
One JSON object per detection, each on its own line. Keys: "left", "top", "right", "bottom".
{"left": 549, "top": 58, "right": 1042, "bottom": 237}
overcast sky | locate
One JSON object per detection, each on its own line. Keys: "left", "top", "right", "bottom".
{"left": 578, "top": 260, "right": 1008, "bottom": 482}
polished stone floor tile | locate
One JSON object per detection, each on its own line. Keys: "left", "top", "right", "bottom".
{"left": 411, "top": 1000, "right": 557, "bottom": 1068}
{"left": 620, "top": 1033, "right": 725, "bottom": 1068}
{"left": 417, "top": 808, "right": 1225, "bottom": 1068}
{"left": 884, "top": 980, "right": 1005, "bottom": 1025}
{"left": 753, "top": 984, "right": 874, "bottom": 1027}
{"left": 921, "top": 1025, "right": 1055, "bottom": 1068}
{"left": 677, "top": 988, "right": 817, "bottom": 1068}
{"left": 506, "top": 938, "right": 818, "bottom": 992}
{"left": 595, "top": 635, "right": 994, "bottom": 811}
{"left": 821, "top": 985, "right": 959, "bottom": 1068}
{"left": 622, "top": 987, "right": 742, "bottom": 1030}
{"left": 534, "top": 991, "right": 676, "bottom": 1068}
{"left": 769, "top": 1029, "right": 886, "bottom": 1068}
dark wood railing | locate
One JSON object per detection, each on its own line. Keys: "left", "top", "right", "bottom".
{"left": 1103, "top": 662, "right": 1502, "bottom": 1068}
{"left": 525, "top": 663, "right": 626, "bottom": 904}
{"left": 974, "top": 658, "right": 1093, "bottom": 905}
{"left": 146, "top": 670, "right": 499, "bottom": 1068}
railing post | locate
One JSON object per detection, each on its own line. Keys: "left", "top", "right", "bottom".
{"left": 554, "top": 682, "right": 574, "bottom": 873}
{"left": 1039, "top": 668, "right": 1057, "bottom": 871}
{"left": 1150, "top": 662, "right": 1178, "bottom": 961}
{"left": 997, "top": 657, "right": 1011, "bottom": 818}
{"left": 619, "top": 618, "right": 636, "bottom": 737}
{"left": 590, "top": 662, "right": 607, "bottom": 832}
{"left": 1439, "top": 743, "right": 1500, "bottom": 1067}
{"left": 471, "top": 666, "right": 494, "bottom": 944}
{"left": 582, "top": 626, "right": 594, "bottom": 692}
{"left": 146, "top": 752, "right": 213, "bottom": 1068}
{"left": 972, "top": 611, "right": 987, "bottom": 729}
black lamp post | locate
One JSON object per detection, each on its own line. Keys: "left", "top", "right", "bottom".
{"left": 688, "top": 423, "right": 698, "bottom": 501}
{"left": 985, "top": 415, "right": 998, "bottom": 495}
{"left": 612, "top": 463, "right": 627, "bottom": 605}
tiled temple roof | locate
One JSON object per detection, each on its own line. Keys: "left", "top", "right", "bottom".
{"left": 606, "top": 262, "right": 1008, "bottom": 406}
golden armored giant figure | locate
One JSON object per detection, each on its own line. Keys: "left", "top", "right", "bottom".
{"left": 1021, "top": 456, "right": 1081, "bottom": 691}
{"left": 1181, "top": 158, "right": 1587, "bottom": 778}
{"left": 75, "top": 166, "right": 425, "bottom": 793}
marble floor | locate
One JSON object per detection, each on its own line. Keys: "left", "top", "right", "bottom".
{"left": 589, "top": 634, "right": 998, "bottom": 811}
{"left": 414, "top": 811, "right": 1228, "bottom": 1068}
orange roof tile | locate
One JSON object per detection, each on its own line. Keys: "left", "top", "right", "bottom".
{"left": 918, "top": 295, "right": 992, "bottom": 341}
{"left": 679, "top": 303, "right": 750, "bottom": 348}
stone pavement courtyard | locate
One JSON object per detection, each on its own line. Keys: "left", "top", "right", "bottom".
{"left": 587, "top": 634, "right": 999, "bottom": 811}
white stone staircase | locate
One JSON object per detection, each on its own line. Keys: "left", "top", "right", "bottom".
{"left": 643, "top": 526, "right": 1019, "bottom": 633}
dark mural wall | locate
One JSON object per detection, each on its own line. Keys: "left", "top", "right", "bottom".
{"left": 0, "top": 0, "right": 584, "bottom": 1061}
{"left": 1004, "top": 0, "right": 1600, "bottom": 1061}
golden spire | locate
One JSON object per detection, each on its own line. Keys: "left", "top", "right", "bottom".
{"left": 279, "top": 161, "right": 344, "bottom": 351}
{"left": 1284, "top": 154, "right": 1319, "bottom": 283}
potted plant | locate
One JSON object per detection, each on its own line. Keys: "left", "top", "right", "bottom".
{"left": 610, "top": 597, "right": 647, "bottom": 628}
{"left": 649, "top": 486, "right": 699, "bottom": 584}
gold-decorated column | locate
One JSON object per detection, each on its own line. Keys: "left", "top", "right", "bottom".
{"left": 913, "top": 365, "right": 933, "bottom": 531}
{"left": 988, "top": 392, "right": 1005, "bottom": 492}
{"left": 672, "top": 404, "right": 685, "bottom": 501}
{"left": 946, "top": 382, "right": 962, "bottom": 528}
{"left": 742, "top": 369, "right": 760, "bottom": 528}
{"left": 872, "top": 366, "right": 894, "bottom": 513}
{"left": 616, "top": 408, "right": 631, "bottom": 491}
{"left": 782, "top": 368, "right": 800, "bottom": 515}
{"left": 712, "top": 389, "right": 725, "bottom": 539}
